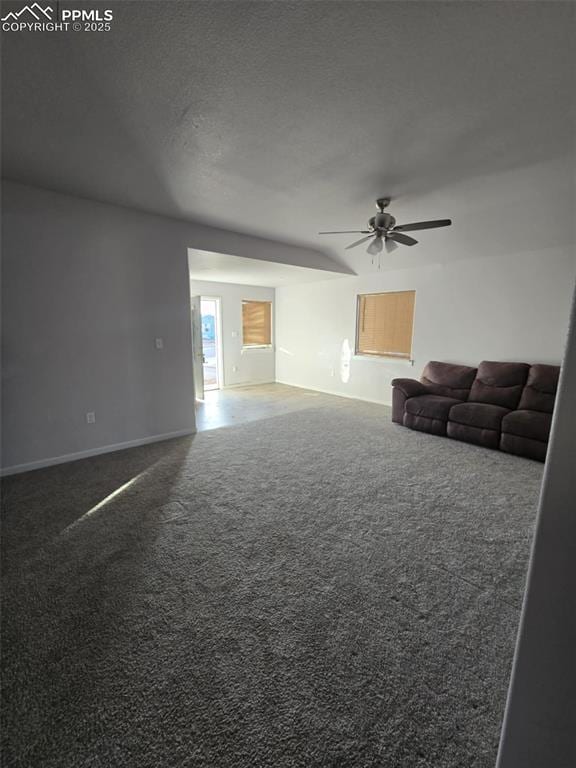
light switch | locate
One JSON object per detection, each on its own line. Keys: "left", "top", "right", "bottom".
{"left": 155, "top": 337, "right": 164, "bottom": 349}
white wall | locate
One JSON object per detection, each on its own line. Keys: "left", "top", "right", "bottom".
{"left": 275, "top": 249, "right": 575, "bottom": 404}
{"left": 190, "top": 279, "right": 275, "bottom": 387}
{"left": 276, "top": 157, "right": 576, "bottom": 404}
{"left": 1, "top": 182, "right": 318, "bottom": 473}
{"left": 1, "top": 182, "right": 197, "bottom": 473}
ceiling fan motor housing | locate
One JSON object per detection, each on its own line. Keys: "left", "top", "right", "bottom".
{"left": 370, "top": 212, "right": 396, "bottom": 231}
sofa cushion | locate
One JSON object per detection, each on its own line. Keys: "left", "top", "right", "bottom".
{"left": 449, "top": 402, "right": 510, "bottom": 431}
{"left": 518, "top": 364, "right": 560, "bottom": 413}
{"left": 405, "top": 394, "right": 463, "bottom": 421}
{"left": 468, "top": 361, "right": 530, "bottom": 409}
{"left": 501, "top": 410, "right": 553, "bottom": 443}
{"left": 421, "top": 361, "right": 477, "bottom": 400}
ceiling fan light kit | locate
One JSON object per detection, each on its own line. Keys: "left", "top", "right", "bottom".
{"left": 318, "top": 197, "right": 452, "bottom": 267}
{"left": 366, "top": 236, "right": 383, "bottom": 256}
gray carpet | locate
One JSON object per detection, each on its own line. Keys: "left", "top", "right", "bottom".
{"left": 1, "top": 402, "right": 543, "bottom": 767}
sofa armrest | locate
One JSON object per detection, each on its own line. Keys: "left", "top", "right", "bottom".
{"left": 391, "top": 378, "right": 428, "bottom": 398}
{"left": 391, "top": 378, "right": 428, "bottom": 425}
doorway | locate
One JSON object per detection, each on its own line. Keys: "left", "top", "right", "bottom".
{"left": 200, "top": 297, "right": 222, "bottom": 391}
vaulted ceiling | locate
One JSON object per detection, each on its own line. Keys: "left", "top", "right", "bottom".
{"left": 2, "top": 1, "right": 573, "bottom": 272}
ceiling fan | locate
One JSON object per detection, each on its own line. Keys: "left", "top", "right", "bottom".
{"left": 318, "top": 197, "right": 452, "bottom": 256}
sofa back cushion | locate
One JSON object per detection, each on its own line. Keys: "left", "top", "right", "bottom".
{"left": 420, "top": 361, "right": 477, "bottom": 400}
{"left": 469, "top": 361, "right": 530, "bottom": 409}
{"left": 518, "top": 364, "right": 560, "bottom": 413}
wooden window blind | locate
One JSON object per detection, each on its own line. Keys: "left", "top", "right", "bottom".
{"left": 242, "top": 300, "right": 272, "bottom": 346}
{"left": 356, "top": 291, "right": 415, "bottom": 358}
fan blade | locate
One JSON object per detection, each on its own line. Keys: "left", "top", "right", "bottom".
{"left": 393, "top": 219, "right": 452, "bottom": 232}
{"left": 389, "top": 231, "right": 418, "bottom": 246}
{"left": 318, "top": 230, "right": 371, "bottom": 235}
{"left": 346, "top": 234, "right": 375, "bottom": 250}
{"left": 385, "top": 238, "right": 399, "bottom": 254}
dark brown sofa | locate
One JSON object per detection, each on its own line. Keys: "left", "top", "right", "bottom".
{"left": 392, "top": 360, "right": 560, "bottom": 461}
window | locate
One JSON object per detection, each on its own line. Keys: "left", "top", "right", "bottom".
{"left": 356, "top": 290, "right": 415, "bottom": 359}
{"left": 242, "top": 300, "right": 272, "bottom": 347}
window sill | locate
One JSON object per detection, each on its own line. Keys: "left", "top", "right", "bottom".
{"left": 241, "top": 345, "right": 273, "bottom": 351}
{"left": 354, "top": 354, "right": 414, "bottom": 365}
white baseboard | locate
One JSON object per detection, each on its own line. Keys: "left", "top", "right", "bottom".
{"left": 221, "top": 380, "right": 276, "bottom": 390}
{"left": 275, "top": 380, "right": 392, "bottom": 407}
{"left": 1, "top": 384, "right": 389, "bottom": 476}
{"left": 0, "top": 429, "right": 196, "bottom": 477}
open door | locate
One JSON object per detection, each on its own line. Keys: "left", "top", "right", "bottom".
{"left": 190, "top": 295, "right": 204, "bottom": 401}
{"left": 200, "top": 297, "right": 221, "bottom": 391}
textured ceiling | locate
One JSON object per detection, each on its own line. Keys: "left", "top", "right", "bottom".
{"left": 2, "top": 1, "right": 574, "bottom": 270}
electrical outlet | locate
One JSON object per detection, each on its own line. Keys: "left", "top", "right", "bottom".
{"left": 155, "top": 337, "right": 164, "bottom": 349}
{"left": 86, "top": 412, "right": 96, "bottom": 424}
